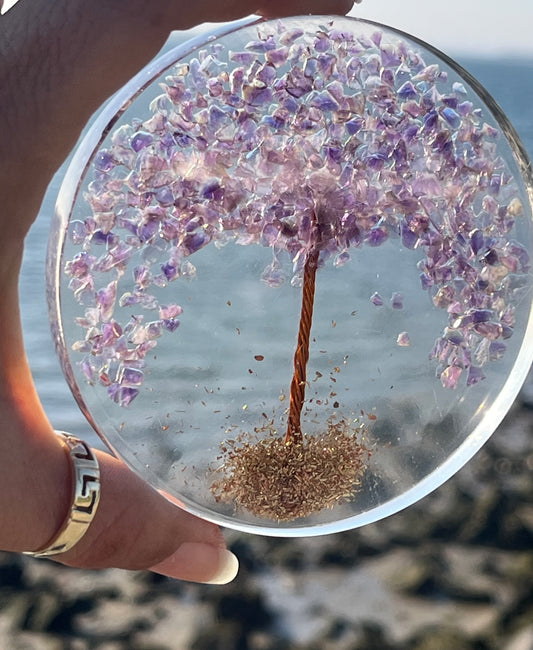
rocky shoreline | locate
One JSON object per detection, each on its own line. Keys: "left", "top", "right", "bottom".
{"left": 3, "top": 394, "right": 533, "bottom": 649}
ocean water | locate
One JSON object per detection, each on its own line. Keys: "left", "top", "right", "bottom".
{"left": 20, "top": 53, "right": 533, "bottom": 461}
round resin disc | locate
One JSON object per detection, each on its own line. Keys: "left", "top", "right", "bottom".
{"left": 48, "top": 15, "right": 533, "bottom": 535}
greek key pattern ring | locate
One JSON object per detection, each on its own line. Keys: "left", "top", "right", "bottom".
{"left": 24, "top": 431, "right": 101, "bottom": 558}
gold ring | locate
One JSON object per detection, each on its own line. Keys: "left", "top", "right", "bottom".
{"left": 24, "top": 432, "right": 101, "bottom": 557}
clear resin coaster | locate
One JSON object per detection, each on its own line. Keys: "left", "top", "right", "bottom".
{"left": 48, "top": 15, "right": 533, "bottom": 535}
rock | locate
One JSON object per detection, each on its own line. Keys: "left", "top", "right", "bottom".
{"left": 387, "top": 547, "right": 446, "bottom": 596}
{"left": 438, "top": 545, "right": 508, "bottom": 605}
{"left": 503, "top": 624, "right": 533, "bottom": 650}
{"left": 246, "top": 630, "right": 291, "bottom": 650}
{"left": 518, "top": 367, "right": 533, "bottom": 409}
{"left": 457, "top": 485, "right": 507, "bottom": 546}
{"left": 262, "top": 539, "right": 310, "bottom": 571}
{"left": 349, "top": 622, "right": 396, "bottom": 650}
{"left": 133, "top": 596, "right": 212, "bottom": 649}
{"left": 215, "top": 590, "right": 273, "bottom": 629}
{"left": 423, "top": 484, "right": 473, "bottom": 541}
{"left": 74, "top": 599, "right": 152, "bottom": 641}
{"left": 0, "top": 552, "right": 26, "bottom": 590}
{"left": 319, "top": 618, "right": 396, "bottom": 650}
{"left": 7, "top": 570, "right": 98, "bottom": 636}
{"left": 410, "top": 627, "right": 481, "bottom": 650}
{"left": 497, "top": 552, "right": 533, "bottom": 588}
{"left": 317, "top": 532, "right": 361, "bottom": 567}
{"left": 19, "top": 590, "right": 66, "bottom": 633}
{"left": 190, "top": 621, "right": 245, "bottom": 650}
{"left": 45, "top": 596, "right": 96, "bottom": 636}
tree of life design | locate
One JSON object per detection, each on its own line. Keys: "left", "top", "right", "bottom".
{"left": 63, "top": 18, "right": 528, "bottom": 520}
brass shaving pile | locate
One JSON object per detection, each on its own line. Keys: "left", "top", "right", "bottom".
{"left": 210, "top": 420, "right": 369, "bottom": 521}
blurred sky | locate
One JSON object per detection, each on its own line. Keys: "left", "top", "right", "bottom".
{"left": 2, "top": 0, "right": 530, "bottom": 58}
{"left": 350, "top": 0, "right": 531, "bottom": 58}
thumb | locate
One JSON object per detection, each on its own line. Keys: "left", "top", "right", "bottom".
{"left": 0, "top": 246, "right": 237, "bottom": 586}
{"left": 33, "top": 445, "right": 239, "bottom": 584}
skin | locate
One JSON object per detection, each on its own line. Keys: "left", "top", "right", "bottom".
{"left": 0, "top": 0, "right": 355, "bottom": 583}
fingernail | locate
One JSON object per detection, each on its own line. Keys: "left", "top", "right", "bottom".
{"left": 205, "top": 548, "right": 240, "bottom": 585}
{"left": 151, "top": 543, "right": 239, "bottom": 585}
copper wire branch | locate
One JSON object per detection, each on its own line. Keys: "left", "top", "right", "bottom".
{"left": 286, "top": 216, "right": 320, "bottom": 445}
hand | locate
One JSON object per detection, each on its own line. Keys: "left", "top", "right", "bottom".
{"left": 0, "top": 0, "right": 354, "bottom": 582}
